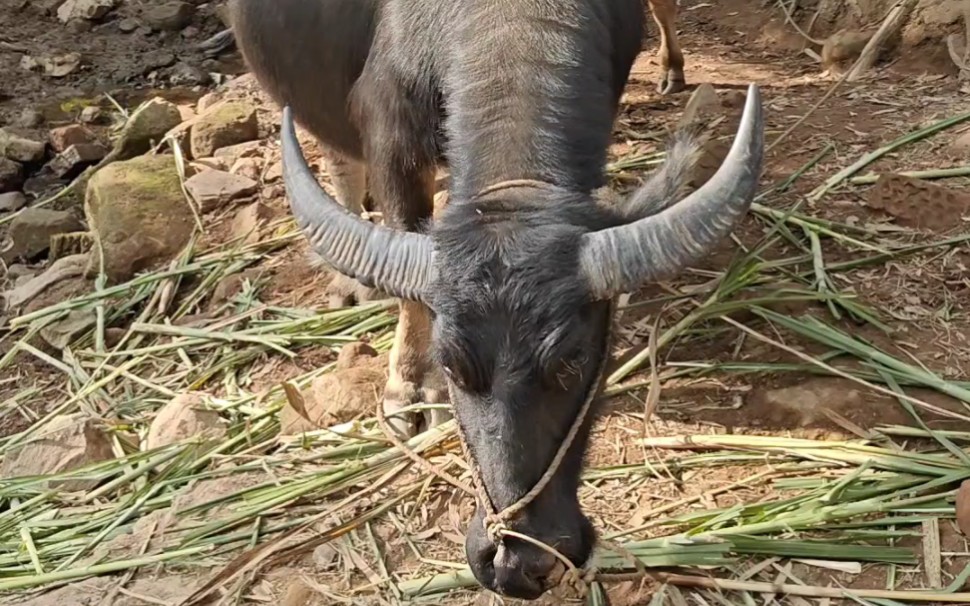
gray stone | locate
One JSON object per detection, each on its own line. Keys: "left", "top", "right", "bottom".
{"left": 47, "top": 143, "right": 107, "bottom": 179}
{"left": 4, "top": 208, "right": 84, "bottom": 262}
{"left": 111, "top": 97, "right": 182, "bottom": 160}
{"left": 185, "top": 169, "right": 258, "bottom": 212}
{"left": 56, "top": 0, "right": 118, "bottom": 22}
{"left": 0, "top": 192, "right": 27, "bottom": 212}
{"left": 0, "top": 158, "right": 24, "bottom": 193}
{"left": 142, "top": 1, "right": 194, "bottom": 31}
{"left": 189, "top": 101, "right": 259, "bottom": 158}
{"left": 79, "top": 106, "right": 104, "bottom": 124}
{"left": 117, "top": 17, "right": 139, "bottom": 33}
{"left": 0, "top": 130, "right": 46, "bottom": 163}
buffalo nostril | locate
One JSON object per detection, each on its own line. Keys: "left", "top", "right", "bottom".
{"left": 491, "top": 543, "right": 560, "bottom": 599}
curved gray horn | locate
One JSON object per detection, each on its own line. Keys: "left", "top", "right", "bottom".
{"left": 579, "top": 83, "right": 764, "bottom": 299}
{"left": 281, "top": 106, "right": 434, "bottom": 302}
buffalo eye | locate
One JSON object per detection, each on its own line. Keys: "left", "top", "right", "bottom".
{"left": 441, "top": 364, "right": 467, "bottom": 390}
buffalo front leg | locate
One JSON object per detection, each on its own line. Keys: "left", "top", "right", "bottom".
{"left": 370, "top": 164, "right": 450, "bottom": 438}
{"left": 319, "top": 151, "right": 387, "bottom": 308}
{"left": 383, "top": 299, "right": 450, "bottom": 437}
{"left": 647, "top": 0, "right": 686, "bottom": 94}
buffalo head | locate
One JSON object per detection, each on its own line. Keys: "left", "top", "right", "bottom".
{"left": 281, "top": 85, "right": 764, "bottom": 599}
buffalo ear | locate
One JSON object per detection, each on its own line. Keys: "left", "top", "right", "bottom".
{"left": 578, "top": 84, "right": 764, "bottom": 300}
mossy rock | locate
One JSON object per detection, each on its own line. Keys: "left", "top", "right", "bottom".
{"left": 112, "top": 97, "right": 183, "bottom": 160}
{"left": 85, "top": 154, "right": 194, "bottom": 283}
{"left": 189, "top": 101, "right": 259, "bottom": 158}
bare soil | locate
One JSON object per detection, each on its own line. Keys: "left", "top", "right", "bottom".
{"left": 4, "top": 0, "right": 970, "bottom": 605}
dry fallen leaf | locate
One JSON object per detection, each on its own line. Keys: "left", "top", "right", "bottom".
{"left": 955, "top": 479, "right": 970, "bottom": 536}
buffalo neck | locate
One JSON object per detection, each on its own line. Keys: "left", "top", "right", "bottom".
{"left": 443, "top": 1, "right": 619, "bottom": 203}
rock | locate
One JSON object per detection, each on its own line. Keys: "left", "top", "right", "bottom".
{"left": 176, "top": 104, "right": 196, "bottom": 123}
{"left": 679, "top": 83, "right": 720, "bottom": 128}
{"left": 111, "top": 97, "right": 183, "bottom": 160}
{"left": 3, "top": 208, "right": 84, "bottom": 263}
{"left": 142, "top": 1, "right": 194, "bottom": 31}
{"left": 263, "top": 160, "right": 282, "bottom": 183}
{"left": 168, "top": 62, "right": 210, "bottom": 86}
{"left": 79, "top": 106, "right": 103, "bottom": 124}
{"left": 262, "top": 184, "right": 284, "bottom": 200}
{"left": 40, "top": 308, "right": 97, "bottom": 349}
{"left": 213, "top": 140, "right": 261, "bottom": 165}
{"left": 49, "top": 124, "right": 97, "bottom": 152}
{"left": 190, "top": 157, "right": 228, "bottom": 172}
{"left": 117, "top": 17, "right": 139, "bottom": 33}
{"left": 0, "top": 191, "right": 27, "bottom": 212}
{"left": 56, "top": 0, "right": 118, "bottom": 22}
{"left": 0, "top": 158, "right": 25, "bottom": 192}
{"left": 47, "top": 143, "right": 107, "bottom": 179}
{"left": 190, "top": 101, "right": 259, "bottom": 158}
{"left": 230, "top": 201, "right": 270, "bottom": 245}
{"left": 7, "top": 264, "right": 37, "bottom": 284}
{"left": 0, "top": 130, "right": 46, "bottom": 163}
{"left": 84, "top": 154, "right": 195, "bottom": 283}
{"left": 144, "top": 50, "right": 177, "bottom": 71}
{"left": 230, "top": 157, "right": 261, "bottom": 181}
{"left": 67, "top": 18, "right": 93, "bottom": 33}
{"left": 146, "top": 393, "right": 226, "bottom": 450}
{"left": 18, "top": 107, "right": 44, "bottom": 128}
{"left": 41, "top": 52, "right": 83, "bottom": 78}
{"left": 185, "top": 169, "right": 258, "bottom": 212}
{"left": 182, "top": 25, "right": 200, "bottom": 38}
{"left": 821, "top": 29, "right": 873, "bottom": 70}
{"left": 280, "top": 344, "right": 385, "bottom": 434}
{"left": 196, "top": 92, "right": 221, "bottom": 113}
{"left": 2, "top": 254, "right": 88, "bottom": 311}
{"left": 0, "top": 413, "right": 114, "bottom": 491}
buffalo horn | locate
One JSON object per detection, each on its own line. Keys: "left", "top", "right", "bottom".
{"left": 578, "top": 83, "right": 764, "bottom": 299}
{"left": 281, "top": 106, "right": 434, "bottom": 302}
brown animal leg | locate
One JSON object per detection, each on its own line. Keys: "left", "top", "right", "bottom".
{"left": 647, "top": 0, "right": 686, "bottom": 94}
{"left": 320, "top": 152, "right": 387, "bottom": 308}
{"left": 370, "top": 163, "right": 449, "bottom": 438}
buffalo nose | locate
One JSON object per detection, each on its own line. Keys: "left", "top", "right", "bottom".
{"left": 491, "top": 541, "right": 561, "bottom": 600}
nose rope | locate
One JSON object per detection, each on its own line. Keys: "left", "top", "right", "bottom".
{"left": 375, "top": 399, "right": 476, "bottom": 497}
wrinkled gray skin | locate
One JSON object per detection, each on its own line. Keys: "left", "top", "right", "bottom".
{"left": 230, "top": 0, "right": 763, "bottom": 599}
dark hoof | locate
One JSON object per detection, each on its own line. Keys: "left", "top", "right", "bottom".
{"left": 382, "top": 376, "right": 451, "bottom": 439}
{"left": 658, "top": 73, "right": 687, "bottom": 95}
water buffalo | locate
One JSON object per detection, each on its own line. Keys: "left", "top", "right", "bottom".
{"left": 229, "top": 0, "right": 763, "bottom": 599}
{"left": 204, "top": 0, "right": 685, "bottom": 93}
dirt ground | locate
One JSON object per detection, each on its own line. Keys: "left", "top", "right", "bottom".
{"left": 4, "top": 0, "right": 970, "bottom": 605}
